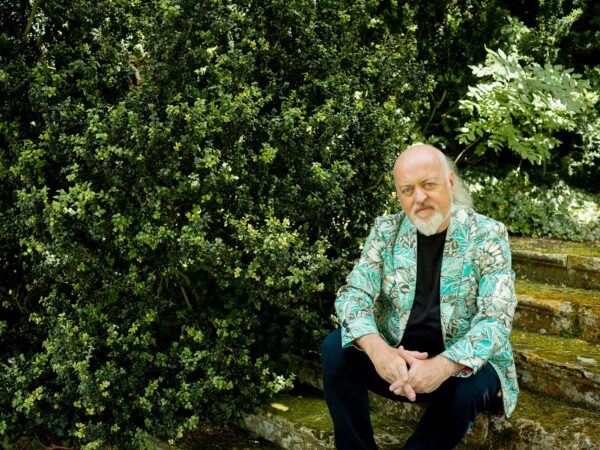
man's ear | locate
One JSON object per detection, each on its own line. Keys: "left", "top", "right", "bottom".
{"left": 448, "top": 172, "right": 455, "bottom": 193}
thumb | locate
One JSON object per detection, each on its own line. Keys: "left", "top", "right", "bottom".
{"left": 405, "top": 349, "right": 428, "bottom": 360}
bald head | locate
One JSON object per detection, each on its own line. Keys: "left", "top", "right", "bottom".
{"left": 393, "top": 144, "right": 451, "bottom": 180}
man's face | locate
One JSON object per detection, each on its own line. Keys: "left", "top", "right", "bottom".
{"left": 393, "top": 147, "right": 454, "bottom": 235}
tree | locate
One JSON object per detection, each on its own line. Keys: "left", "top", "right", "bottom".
{"left": 0, "top": 1, "right": 430, "bottom": 446}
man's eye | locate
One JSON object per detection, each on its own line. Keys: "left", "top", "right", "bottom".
{"left": 424, "top": 183, "right": 436, "bottom": 189}
{"left": 401, "top": 188, "right": 413, "bottom": 195}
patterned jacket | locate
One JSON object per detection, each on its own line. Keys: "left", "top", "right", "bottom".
{"left": 335, "top": 204, "right": 519, "bottom": 417}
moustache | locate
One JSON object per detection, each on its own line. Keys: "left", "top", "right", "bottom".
{"left": 411, "top": 201, "right": 438, "bottom": 215}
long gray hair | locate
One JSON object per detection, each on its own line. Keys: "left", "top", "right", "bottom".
{"left": 443, "top": 155, "right": 473, "bottom": 208}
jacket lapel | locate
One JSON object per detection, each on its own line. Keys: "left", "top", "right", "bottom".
{"left": 391, "top": 214, "right": 418, "bottom": 337}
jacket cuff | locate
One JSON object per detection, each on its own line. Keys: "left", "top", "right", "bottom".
{"left": 440, "top": 344, "right": 483, "bottom": 374}
{"left": 340, "top": 318, "right": 379, "bottom": 348}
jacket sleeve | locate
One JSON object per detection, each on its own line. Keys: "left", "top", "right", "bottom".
{"left": 335, "top": 218, "right": 387, "bottom": 348}
{"left": 440, "top": 222, "right": 517, "bottom": 373}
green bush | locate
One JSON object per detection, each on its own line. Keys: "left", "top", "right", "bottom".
{"left": 458, "top": 48, "right": 599, "bottom": 165}
{"left": 0, "top": 0, "right": 429, "bottom": 447}
{"left": 466, "top": 169, "right": 600, "bottom": 242}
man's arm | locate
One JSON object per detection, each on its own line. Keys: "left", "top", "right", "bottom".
{"left": 336, "top": 216, "right": 427, "bottom": 399}
{"left": 439, "top": 222, "right": 517, "bottom": 372}
{"left": 335, "top": 218, "right": 388, "bottom": 347}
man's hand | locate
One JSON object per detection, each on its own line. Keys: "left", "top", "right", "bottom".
{"left": 354, "top": 335, "right": 427, "bottom": 401}
{"left": 390, "top": 350, "right": 464, "bottom": 395}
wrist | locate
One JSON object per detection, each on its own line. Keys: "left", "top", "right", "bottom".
{"left": 435, "top": 355, "right": 464, "bottom": 377}
{"left": 354, "top": 333, "right": 388, "bottom": 358}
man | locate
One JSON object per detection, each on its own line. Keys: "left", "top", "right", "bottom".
{"left": 320, "top": 144, "right": 519, "bottom": 449}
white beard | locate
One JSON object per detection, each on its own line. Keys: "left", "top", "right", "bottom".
{"left": 410, "top": 203, "right": 451, "bottom": 236}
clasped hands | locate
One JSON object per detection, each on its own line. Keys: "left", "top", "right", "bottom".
{"left": 356, "top": 334, "right": 461, "bottom": 402}
{"left": 381, "top": 346, "right": 450, "bottom": 401}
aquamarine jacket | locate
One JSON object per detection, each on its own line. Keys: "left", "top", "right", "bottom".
{"left": 335, "top": 205, "right": 519, "bottom": 417}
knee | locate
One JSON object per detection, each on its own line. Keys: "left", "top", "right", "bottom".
{"left": 451, "top": 382, "right": 484, "bottom": 412}
{"left": 450, "top": 366, "right": 500, "bottom": 412}
{"left": 320, "top": 328, "right": 342, "bottom": 361}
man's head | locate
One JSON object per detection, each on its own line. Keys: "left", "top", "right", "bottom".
{"left": 393, "top": 144, "right": 455, "bottom": 236}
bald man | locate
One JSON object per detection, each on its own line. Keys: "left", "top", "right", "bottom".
{"left": 321, "top": 144, "right": 519, "bottom": 449}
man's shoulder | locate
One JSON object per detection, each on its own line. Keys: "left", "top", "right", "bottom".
{"left": 457, "top": 206, "right": 508, "bottom": 238}
{"left": 473, "top": 211, "right": 508, "bottom": 238}
{"left": 371, "top": 211, "right": 408, "bottom": 236}
{"left": 373, "top": 211, "right": 406, "bottom": 227}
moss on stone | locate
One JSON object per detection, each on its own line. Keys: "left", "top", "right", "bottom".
{"left": 511, "top": 329, "right": 600, "bottom": 373}
{"left": 516, "top": 279, "right": 600, "bottom": 306}
{"left": 514, "top": 280, "right": 600, "bottom": 343}
{"left": 263, "top": 394, "right": 334, "bottom": 433}
{"left": 512, "top": 391, "right": 600, "bottom": 439}
{"left": 510, "top": 236, "right": 600, "bottom": 258}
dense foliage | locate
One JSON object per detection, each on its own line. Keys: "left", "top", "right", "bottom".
{"left": 1, "top": 0, "right": 598, "bottom": 448}
{"left": 0, "top": 0, "right": 429, "bottom": 447}
{"left": 458, "top": 48, "right": 598, "bottom": 164}
{"left": 466, "top": 169, "right": 600, "bottom": 241}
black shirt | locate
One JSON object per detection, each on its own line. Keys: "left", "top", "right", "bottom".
{"left": 399, "top": 229, "right": 446, "bottom": 356}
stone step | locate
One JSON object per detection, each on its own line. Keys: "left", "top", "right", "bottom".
{"left": 510, "top": 236, "right": 600, "bottom": 289}
{"left": 243, "top": 390, "right": 600, "bottom": 450}
{"left": 514, "top": 280, "right": 600, "bottom": 344}
{"left": 243, "top": 391, "right": 483, "bottom": 450}
{"left": 510, "top": 329, "right": 600, "bottom": 412}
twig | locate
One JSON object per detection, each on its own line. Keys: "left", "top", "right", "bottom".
{"left": 454, "top": 137, "right": 481, "bottom": 165}
{"left": 23, "top": 0, "right": 44, "bottom": 38}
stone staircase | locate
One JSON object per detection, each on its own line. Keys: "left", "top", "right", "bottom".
{"left": 242, "top": 236, "right": 600, "bottom": 449}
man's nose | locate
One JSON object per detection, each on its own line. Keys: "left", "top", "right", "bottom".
{"left": 414, "top": 187, "right": 427, "bottom": 203}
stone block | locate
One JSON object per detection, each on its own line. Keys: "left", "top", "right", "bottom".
{"left": 511, "top": 329, "right": 600, "bottom": 411}
{"left": 512, "top": 250, "right": 568, "bottom": 267}
{"left": 568, "top": 256, "right": 600, "bottom": 273}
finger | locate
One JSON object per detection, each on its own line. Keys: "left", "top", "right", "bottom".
{"left": 379, "top": 360, "right": 406, "bottom": 385}
{"left": 387, "top": 353, "right": 408, "bottom": 383}
{"left": 403, "top": 383, "right": 416, "bottom": 401}
{"left": 405, "top": 350, "right": 428, "bottom": 360}
{"left": 398, "top": 346, "right": 417, "bottom": 365}
{"left": 398, "top": 356, "right": 409, "bottom": 382}
{"left": 389, "top": 376, "right": 407, "bottom": 392}
{"left": 390, "top": 380, "right": 416, "bottom": 401}
{"left": 389, "top": 379, "right": 402, "bottom": 391}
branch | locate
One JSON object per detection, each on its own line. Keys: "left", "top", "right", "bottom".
{"left": 23, "top": 0, "right": 44, "bottom": 38}
{"left": 454, "top": 137, "right": 481, "bottom": 165}
{"left": 364, "top": 173, "right": 385, "bottom": 192}
{"left": 423, "top": 90, "right": 447, "bottom": 134}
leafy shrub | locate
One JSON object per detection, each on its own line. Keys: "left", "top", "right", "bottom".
{"left": 458, "top": 48, "right": 599, "bottom": 164}
{"left": 466, "top": 169, "right": 600, "bottom": 242}
{"left": 0, "top": 0, "right": 429, "bottom": 447}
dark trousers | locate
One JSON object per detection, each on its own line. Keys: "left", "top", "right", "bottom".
{"left": 320, "top": 329, "right": 501, "bottom": 450}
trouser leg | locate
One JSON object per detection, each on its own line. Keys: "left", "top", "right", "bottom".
{"left": 320, "top": 328, "right": 392, "bottom": 450}
{"left": 403, "top": 363, "right": 501, "bottom": 450}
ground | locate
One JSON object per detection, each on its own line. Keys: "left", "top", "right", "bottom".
{"left": 180, "top": 424, "right": 280, "bottom": 450}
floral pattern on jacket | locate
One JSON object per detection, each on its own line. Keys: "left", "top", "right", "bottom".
{"left": 335, "top": 205, "right": 519, "bottom": 417}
